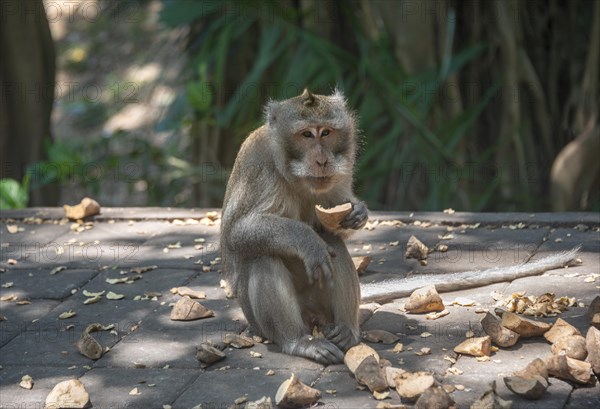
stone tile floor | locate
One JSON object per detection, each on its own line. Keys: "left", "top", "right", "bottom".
{"left": 0, "top": 208, "right": 598, "bottom": 408}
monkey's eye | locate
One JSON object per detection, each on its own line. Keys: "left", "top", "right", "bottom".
{"left": 302, "top": 131, "right": 313, "bottom": 138}
{"left": 321, "top": 129, "right": 330, "bottom": 137}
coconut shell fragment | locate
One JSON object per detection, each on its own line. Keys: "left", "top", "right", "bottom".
{"left": 170, "top": 296, "right": 214, "bottom": 321}
{"left": 471, "top": 381, "right": 512, "bottom": 409}
{"left": 195, "top": 343, "right": 226, "bottom": 368}
{"left": 275, "top": 373, "right": 321, "bottom": 409}
{"left": 545, "top": 354, "right": 592, "bottom": 384}
{"left": 45, "top": 379, "right": 90, "bottom": 409}
{"left": 551, "top": 335, "right": 587, "bottom": 360}
{"left": 344, "top": 343, "right": 380, "bottom": 374}
{"left": 223, "top": 333, "right": 255, "bottom": 349}
{"left": 589, "top": 296, "right": 600, "bottom": 329}
{"left": 405, "top": 235, "right": 429, "bottom": 261}
{"left": 454, "top": 336, "right": 492, "bottom": 357}
{"left": 500, "top": 311, "right": 552, "bottom": 337}
{"left": 353, "top": 256, "right": 372, "bottom": 274}
{"left": 315, "top": 203, "right": 352, "bottom": 231}
{"left": 586, "top": 326, "right": 600, "bottom": 377}
{"left": 544, "top": 318, "right": 581, "bottom": 344}
{"left": 504, "top": 375, "right": 548, "bottom": 400}
{"left": 481, "top": 312, "right": 519, "bottom": 347}
{"left": 414, "top": 385, "right": 455, "bottom": 409}
{"left": 63, "top": 197, "right": 101, "bottom": 220}
{"left": 405, "top": 285, "right": 444, "bottom": 313}
{"left": 394, "top": 371, "right": 436, "bottom": 402}
{"left": 354, "top": 355, "right": 389, "bottom": 393}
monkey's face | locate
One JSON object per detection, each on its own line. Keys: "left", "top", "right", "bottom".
{"left": 287, "top": 125, "right": 352, "bottom": 193}
{"left": 266, "top": 89, "right": 357, "bottom": 193}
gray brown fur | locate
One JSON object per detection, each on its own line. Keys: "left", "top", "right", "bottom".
{"left": 220, "top": 89, "right": 368, "bottom": 364}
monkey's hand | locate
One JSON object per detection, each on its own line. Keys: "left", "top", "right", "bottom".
{"left": 340, "top": 201, "right": 368, "bottom": 230}
{"left": 323, "top": 323, "right": 360, "bottom": 352}
{"left": 302, "top": 241, "right": 336, "bottom": 288}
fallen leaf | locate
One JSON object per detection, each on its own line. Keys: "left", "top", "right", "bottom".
{"left": 106, "top": 291, "right": 124, "bottom": 300}
{"left": 58, "top": 310, "right": 77, "bottom": 319}
{"left": 129, "top": 387, "right": 141, "bottom": 396}
{"left": 82, "top": 290, "right": 105, "bottom": 297}
{"left": 83, "top": 295, "right": 102, "bottom": 305}
{"left": 49, "top": 266, "right": 67, "bottom": 275}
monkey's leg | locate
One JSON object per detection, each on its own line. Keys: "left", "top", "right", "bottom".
{"left": 320, "top": 233, "right": 361, "bottom": 352}
{"left": 239, "top": 257, "right": 345, "bottom": 365}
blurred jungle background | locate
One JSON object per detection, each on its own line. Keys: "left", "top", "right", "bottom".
{"left": 1, "top": 0, "right": 598, "bottom": 212}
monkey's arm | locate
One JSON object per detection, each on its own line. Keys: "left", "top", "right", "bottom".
{"left": 360, "top": 247, "right": 580, "bottom": 303}
{"left": 226, "top": 213, "right": 335, "bottom": 285}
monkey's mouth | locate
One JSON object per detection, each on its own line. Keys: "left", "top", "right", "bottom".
{"left": 305, "top": 176, "right": 334, "bottom": 189}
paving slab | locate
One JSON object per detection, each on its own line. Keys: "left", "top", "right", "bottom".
{"left": 171, "top": 368, "right": 320, "bottom": 409}
{"left": 0, "top": 299, "right": 61, "bottom": 347}
{"left": 0, "top": 268, "right": 98, "bottom": 300}
{"left": 0, "top": 299, "right": 154, "bottom": 367}
{"left": 0, "top": 208, "right": 598, "bottom": 409}
{"left": 79, "top": 367, "right": 199, "bottom": 409}
{"left": 0, "top": 365, "right": 88, "bottom": 408}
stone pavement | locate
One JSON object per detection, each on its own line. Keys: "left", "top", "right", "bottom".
{"left": 0, "top": 208, "right": 598, "bottom": 408}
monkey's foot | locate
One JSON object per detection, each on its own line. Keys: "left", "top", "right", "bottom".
{"left": 323, "top": 323, "right": 360, "bottom": 352}
{"left": 287, "top": 335, "right": 344, "bottom": 365}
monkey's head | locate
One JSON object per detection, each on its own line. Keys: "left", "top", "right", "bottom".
{"left": 265, "top": 89, "right": 358, "bottom": 193}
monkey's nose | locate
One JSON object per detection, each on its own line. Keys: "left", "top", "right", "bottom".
{"left": 316, "top": 159, "right": 328, "bottom": 168}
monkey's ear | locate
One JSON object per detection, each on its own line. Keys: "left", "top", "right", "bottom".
{"left": 301, "top": 88, "right": 316, "bottom": 107}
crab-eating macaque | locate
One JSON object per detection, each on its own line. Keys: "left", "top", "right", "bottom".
{"left": 220, "top": 89, "right": 366, "bottom": 364}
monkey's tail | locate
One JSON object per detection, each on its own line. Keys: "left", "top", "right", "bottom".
{"left": 360, "top": 246, "right": 581, "bottom": 304}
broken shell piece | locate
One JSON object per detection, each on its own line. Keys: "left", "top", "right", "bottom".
{"left": 245, "top": 396, "right": 273, "bottom": 409}
{"left": 503, "top": 375, "right": 548, "bottom": 400}
{"left": 589, "top": 296, "right": 600, "bottom": 329}
{"left": 500, "top": 311, "right": 552, "bottom": 337}
{"left": 394, "top": 371, "right": 436, "bottom": 402}
{"left": 405, "top": 235, "right": 429, "bottom": 261}
{"left": 414, "top": 385, "right": 455, "bottom": 409}
{"left": 195, "top": 343, "right": 226, "bottom": 368}
{"left": 405, "top": 285, "right": 444, "bottom": 313}
{"left": 385, "top": 367, "right": 406, "bottom": 388}
{"left": 453, "top": 336, "right": 492, "bottom": 357}
{"left": 354, "top": 355, "right": 389, "bottom": 393}
{"left": 544, "top": 318, "right": 581, "bottom": 344}
{"left": 45, "top": 379, "right": 90, "bottom": 409}
{"left": 551, "top": 335, "right": 587, "bottom": 360}
{"left": 471, "top": 381, "right": 512, "bottom": 409}
{"left": 585, "top": 327, "right": 600, "bottom": 376}
{"left": 515, "top": 358, "right": 549, "bottom": 380}
{"left": 352, "top": 256, "right": 372, "bottom": 274}
{"left": 76, "top": 333, "right": 103, "bottom": 360}
{"left": 315, "top": 203, "right": 352, "bottom": 231}
{"left": 481, "top": 312, "right": 519, "bottom": 347}
{"left": 170, "top": 296, "right": 214, "bottom": 321}
{"left": 344, "top": 343, "right": 380, "bottom": 374}
{"left": 223, "top": 333, "right": 255, "bottom": 349}
{"left": 545, "top": 354, "right": 592, "bottom": 384}
{"left": 19, "top": 375, "right": 34, "bottom": 390}
{"left": 63, "top": 197, "right": 101, "bottom": 220}
{"left": 275, "top": 373, "right": 321, "bottom": 409}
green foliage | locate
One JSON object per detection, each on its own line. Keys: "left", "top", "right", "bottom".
{"left": 0, "top": 177, "right": 29, "bottom": 209}
{"left": 158, "top": 0, "right": 499, "bottom": 210}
